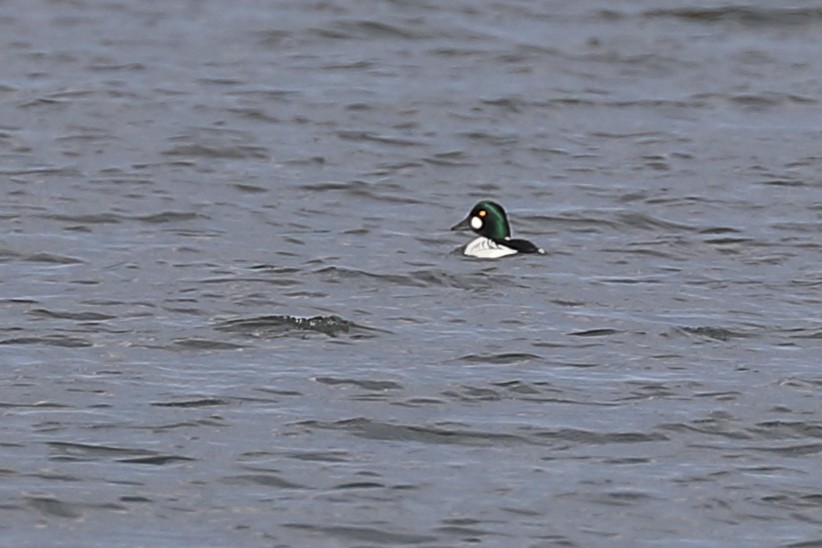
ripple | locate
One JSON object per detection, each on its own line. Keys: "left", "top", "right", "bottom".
{"left": 314, "top": 376, "right": 403, "bottom": 391}
{"left": 315, "top": 266, "right": 458, "bottom": 288}
{"left": 151, "top": 398, "right": 230, "bottom": 408}
{"left": 22, "top": 253, "right": 84, "bottom": 265}
{"left": 171, "top": 339, "right": 247, "bottom": 350}
{"left": 26, "top": 496, "right": 82, "bottom": 519}
{"left": 309, "top": 19, "right": 426, "bottom": 40}
{"left": 163, "top": 143, "right": 268, "bottom": 159}
{"left": 450, "top": 352, "right": 544, "bottom": 365}
{"left": 283, "top": 523, "right": 437, "bottom": 545}
{"left": 335, "top": 130, "right": 424, "bottom": 146}
{"left": 221, "top": 473, "right": 304, "bottom": 489}
{"left": 162, "top": 128, "right": 269, "bottom": 159}
{"left": 676, "top": 326, "right": 754, "bottom": 342}
{"left": 119, "top": 455, "right": 195, "bottom": 465}
{"left": 297, "top": 417, "right": 526, "bottom": 446}
{"left": 28, "top": 309, "right": 114, "bottom": 321}
{"left": 568, "top": 328, "right": 620, "bottom": 337}
{"left": 296, "top": 418, "right": 667, "bottom": 447}
{"left": 0, "top": 335, "right": 92, "bottom": 347}
{"left": 644, "top": 7, "right": 822, "bottom": 28}
{"left": 45, "top": 442, "right": 194, "bottom": 465}
{"left": 214, "top": 314, "right": 378, "bottom": 338}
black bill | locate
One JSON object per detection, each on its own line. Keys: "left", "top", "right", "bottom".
{"left": 450, "top": 216, "right": 472, "bottom": 231}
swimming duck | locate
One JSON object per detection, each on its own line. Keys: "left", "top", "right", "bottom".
{"left": 451, "top": 200, "right": 545, "bottom": 258}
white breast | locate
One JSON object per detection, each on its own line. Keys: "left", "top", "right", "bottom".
{"left": 463, "top": 237, "right": 518, "bottom": 258}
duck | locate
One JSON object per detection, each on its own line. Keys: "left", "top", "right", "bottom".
{"left": 451, "top": 200, "right": 545, "bottom": 258}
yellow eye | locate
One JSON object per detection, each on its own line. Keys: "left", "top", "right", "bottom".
{"left": 478, "top": 210, "right": 486, "bottom": 217}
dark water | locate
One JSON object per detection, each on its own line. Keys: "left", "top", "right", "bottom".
{"left": 2, "top": 1, "right": 822, "bottom": 546}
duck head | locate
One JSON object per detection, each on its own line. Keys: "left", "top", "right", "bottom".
{"left": 450, "top": 200, "right": 511, "bottom": 241}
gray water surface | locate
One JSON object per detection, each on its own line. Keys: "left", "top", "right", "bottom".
{"left": 2, "top": 1, "right": 822, "bottom": 546}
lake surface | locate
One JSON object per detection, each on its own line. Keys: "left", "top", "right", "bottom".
{"left": 2, "top": 1, "right": 822, "bottom": 546}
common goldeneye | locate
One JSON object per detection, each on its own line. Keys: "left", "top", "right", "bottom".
{"left": 451, "top": 200, "right": 545, "bottom": 258}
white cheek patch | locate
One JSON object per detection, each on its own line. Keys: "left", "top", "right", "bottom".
{"left": 470, "top": 216, "right": 482, "bottom": 230}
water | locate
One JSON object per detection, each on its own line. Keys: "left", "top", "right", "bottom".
{"left": 2, "top": 1, "right": 822, "bottom": 546}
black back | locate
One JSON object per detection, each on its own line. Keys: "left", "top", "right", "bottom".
{"left": 496, "top": 238, "right": 542, "bottom": 254}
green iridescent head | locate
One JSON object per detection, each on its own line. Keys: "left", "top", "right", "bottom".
{"left": 450, "top": 200, "right": 511, "bottom": 240}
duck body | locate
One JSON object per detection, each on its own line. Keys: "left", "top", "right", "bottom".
{"left": 451, "top": 200, "right": 544, "bottom": 259}
{"left": 463, "top": 236, "right": 519, "bottom": 259}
